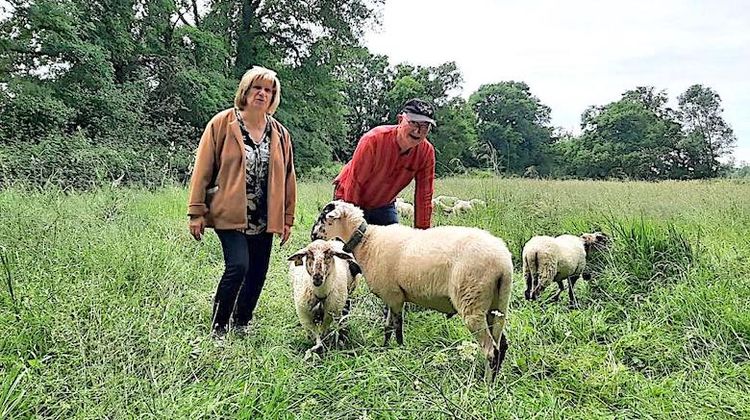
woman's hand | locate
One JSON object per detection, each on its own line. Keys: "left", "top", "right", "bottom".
{"left": 189, "top": 215, "right": 205, "bottom": 241}
{"left": 280, "top": 224, "right": 292, "bottom": 246}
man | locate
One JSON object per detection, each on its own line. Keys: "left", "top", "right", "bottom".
{"left": 334, "top": 98, "right": 436, "bottom": 229}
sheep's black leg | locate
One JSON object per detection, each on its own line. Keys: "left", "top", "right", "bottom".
{"left": 336, "top": 298, "right": 352, "bottom": 346}
{"left": 384, "top": 307, "right": 394, "bottom": 346}
{"left": 493, "top": 333, "right": 509, "bottom": 380}
{"left": 394, "top": 310, "right": 404, "bottom": 345}
{"left": 568, "top": 276, "right": 579, "bottom": 308}
{"left": 342, "top": 297, "right": 352, "bottom": 318}
{"left": 547, "top": 280, "right": 564, "bottom": 303}
{"left": 524, "top": 270, "right": 533, "bottom": 300}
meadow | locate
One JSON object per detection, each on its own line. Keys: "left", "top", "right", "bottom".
{"left": 1, "top": 178, "right": 749, "bottom": 419}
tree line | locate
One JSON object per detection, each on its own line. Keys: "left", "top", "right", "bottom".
{"left": 0, "top": 0, "right": 740, "bottom": 188}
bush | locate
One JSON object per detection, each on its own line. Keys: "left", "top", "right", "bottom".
{"left": 598, "top": 218, "right": 695, "bottom": 295}
{"left": 0, "top": 132, "right": 195, "bottom": 189}
{"left": 299, "top": 162, "right": 344, "bottom": 182}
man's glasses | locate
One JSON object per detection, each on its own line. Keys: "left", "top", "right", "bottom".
{"left": 404, "top": 117, "right": 433, "bottom": 132}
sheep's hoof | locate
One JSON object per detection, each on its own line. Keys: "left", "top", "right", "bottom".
{"left": 334, "top": 329, "right": 350, "bottom": 348}
{"left": 483, "top": 362, "right": 495, "bottom": 384}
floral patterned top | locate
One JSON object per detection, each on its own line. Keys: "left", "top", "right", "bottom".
{"left": 234, "top": 108, "right": 270, "bottom": 235}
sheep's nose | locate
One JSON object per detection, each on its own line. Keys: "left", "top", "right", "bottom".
{"left": 312, "top": 274, "right": 323, "bottom": 286}
{"left": 310, "top": 225, "right": 320, "bottom": 241}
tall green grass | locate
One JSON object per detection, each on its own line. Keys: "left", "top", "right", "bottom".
{"left": 1, "top": 178, "right": 749, "bottom": 418}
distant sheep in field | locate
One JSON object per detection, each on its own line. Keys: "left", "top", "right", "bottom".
{"left": 288, "top": 239, "right": 361, "bottom": 358}
{"left": 522, "top": 232, "right": 610, "bottom": 307}
{"left": 438, "top": 198, "right": 487, "bottom": 215}
{"left": 395, "top": 197, "right": 414, "bottom": 219}
{"left": 310, "top": 200, "right": 514, "bottom": 381}
{"left": 431, "top": 195, "right": 459, "bottom": 207}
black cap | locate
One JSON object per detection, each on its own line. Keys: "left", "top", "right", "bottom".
{"left": 401, "top": 98, "right": 436, "bottom": 126}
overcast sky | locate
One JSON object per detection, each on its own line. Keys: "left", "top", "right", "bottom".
{"left": 365, "top": 0, "right": 750, "bottom": 164}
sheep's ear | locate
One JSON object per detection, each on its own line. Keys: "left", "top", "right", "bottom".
{"left": 332, "top": 250, "right": 353, "bottom": 261}
{"left": 347, "top": 260, "right": 362, "bottom": 278}
{"left": 287, "top": 249, "right": 307, "bottom": 266}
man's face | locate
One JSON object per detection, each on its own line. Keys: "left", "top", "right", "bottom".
{"left": 398, "top": 114, "right": 432, "bottom": 147}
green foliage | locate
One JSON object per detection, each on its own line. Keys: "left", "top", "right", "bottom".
{"left": 0, "top": 80, "right": 75, "bottom": 143}
{"left": 430, "top": 99, "right": 477, "bottom": 176}
{"left": 0, "top": 1, "right": 741, "bottom": 187}
{"left": 603, "top": 218, "right": 695, "bottom": 295}
{"left": 469, "top": 81, "right": 554, "bottom": 175}
{"left": 557, "top": 89, "right": 690, "bottom": 180}
{"left": 678, "top": 84, "right": 737, "bottom": 177}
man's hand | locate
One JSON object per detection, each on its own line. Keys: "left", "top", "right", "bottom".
{"left": 280, "top": 224, "right": 292, "bottom": 246}
{"left": 189, "top": 215, "right": 205, "bottom": 241}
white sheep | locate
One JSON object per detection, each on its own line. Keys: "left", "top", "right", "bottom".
{"left": 522, "top": 232, "right": 610, "bottom": 307}
{"left": 469, "top": 198, "right": 486, "bottom": 207}
{"left": 431, "top": 195, "right": 459, "bottom": 207}
{"left": 450, "top": 199, "right": 474, "bottom": 214}
{"left": 394, "top": 197, "right": 414, "bottom": 219}
{"left": 437, "top": 198, "right": 487, "bottom": 215}
{"left": 288, "top": 239, "right": 361, "bottom": 359}
{"left": 311, "top": 200, "right": 514, "bottom": 381}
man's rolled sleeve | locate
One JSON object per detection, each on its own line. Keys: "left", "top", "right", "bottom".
{"left": 414, "top": 148, "right": 435, "bottom": 229}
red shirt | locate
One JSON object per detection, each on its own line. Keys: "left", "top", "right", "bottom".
{"left": 334, "top": 125, "right": 435, "bottom": 229}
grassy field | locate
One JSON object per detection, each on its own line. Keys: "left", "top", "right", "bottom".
{"left": 1, "top": 178, "right": 749, "bottom": 419}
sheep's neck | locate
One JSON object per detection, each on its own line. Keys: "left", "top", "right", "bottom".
{"left": 342, "top": 219, "right": 367, "bottom": 253}
{"left": 350, "top": 228, "right": 375, "bottom": 267}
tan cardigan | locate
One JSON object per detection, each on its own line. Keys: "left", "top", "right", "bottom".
{"left": 187, "top": 108, "right": 297, "bottom": 233}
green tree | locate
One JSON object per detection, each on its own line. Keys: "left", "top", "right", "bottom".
{"left": 336, "top": 47, "right": 393, "bottom": 159}
{"left": 468, "top": 81, "right": 553, "bottom": 175}
{"left": 562, "top": 93, "right": 683, "bottom": 180}
{"left": 429, "top": 98, "right": 477, "bottom": 176}
{"left": 678, "top": 84, "right": 736, "bottom": 177}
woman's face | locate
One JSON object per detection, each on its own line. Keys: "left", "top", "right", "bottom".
{"left": 246, "top": 78, "right": 276, "bottom": 111}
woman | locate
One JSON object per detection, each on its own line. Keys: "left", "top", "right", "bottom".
{"left": 187, "top": 66, "right": 297, "bottom": 337}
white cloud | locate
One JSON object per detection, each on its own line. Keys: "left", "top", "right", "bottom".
{"left": 365, "top": 0, "right": 750, "bottom": 163}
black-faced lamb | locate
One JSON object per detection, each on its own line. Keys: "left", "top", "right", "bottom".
{"left": 522, "top": 232, "right": 610, "bottom": 307}
{"left": 288, "top": 239, "right": 361, "bottom": 358}
{"left": 310, "top": 200, "right": 514, "bottom": 380}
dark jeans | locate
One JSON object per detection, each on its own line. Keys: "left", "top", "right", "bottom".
{"left": 212, "top": 230, "right": 274, "bottom": 330}
{"left": 332, "top": 183, "right": 398, "bottom": 226}
{"left": 363, "top": 203, "right": 398, "bottom": 226}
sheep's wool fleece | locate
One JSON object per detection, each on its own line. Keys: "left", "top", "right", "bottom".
{"left": 522, "top": 235, "right": 586, "bottom": 280}
{"left": 355, "top": 224, "right": 513, "bottom": 314}
{"left": 289, "top": 257, "right": 349, "bottom": 335}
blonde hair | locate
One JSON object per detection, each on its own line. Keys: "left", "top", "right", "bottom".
{"left": 234, "top": 66, "right": 281, "bottom": 115}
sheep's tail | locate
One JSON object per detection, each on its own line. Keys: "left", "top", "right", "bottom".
{"left": 488, "top": 263, "right": 513, "bottom": 376}
{"left": 491, "top": 258, "right": 513, "bottom": 335}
